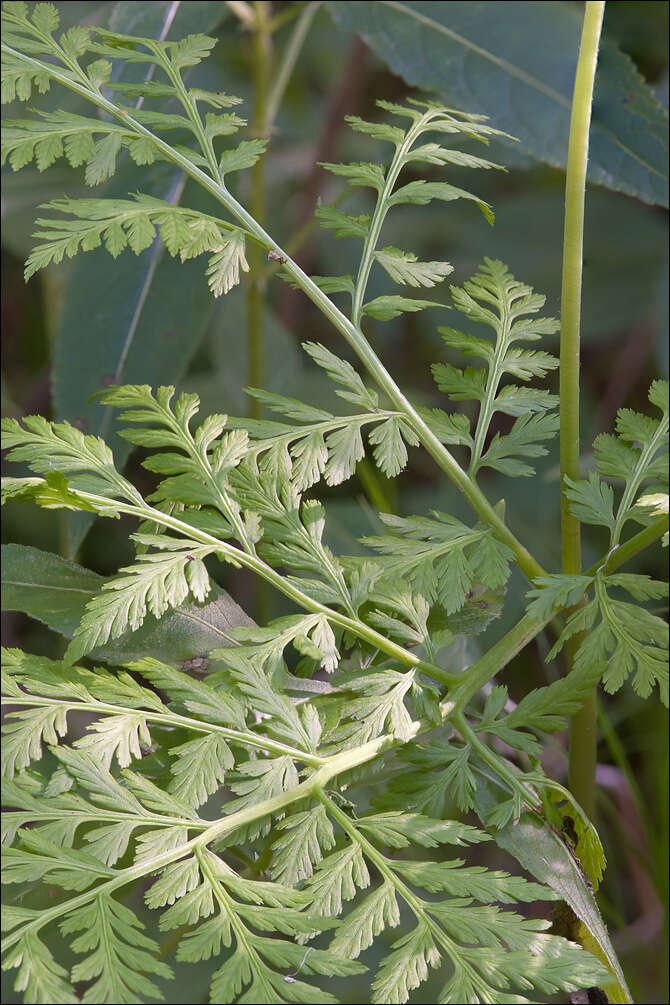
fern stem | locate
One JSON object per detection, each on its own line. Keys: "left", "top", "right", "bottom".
{"left": 600, "top": 514, "right": 668, "bottom": 572}
{"left": 611, "top": 410, "right": 669, "bottom": 546}
{"left": 469, "top": 292, "right": 511, "bottom": 477}
{"left": 450, "top": 613, "right": 548, "bottom": 712}
{"left": 351, "top": 113, "right": 425, "bottom": 326}
{"left": 236, "top": 210, "right": 548, "bottom": 582}
{"left": 453, "top": 710, "right": 539, "bottom": 813}
{"left": 560, "top": 0, "right": 605, "bottom": 823}
{"left": 6, "top": 692, "right": 324, "bottom": 765}
{"left": 0, "top": 42, "right": 549, "bottom": 583}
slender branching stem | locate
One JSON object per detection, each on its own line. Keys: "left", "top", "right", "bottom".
{"left": 560, "top": 1, "right": 605, "bottom": 823}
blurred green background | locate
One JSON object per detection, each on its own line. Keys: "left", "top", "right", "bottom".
{"left": 2, "top": 2, "right": 668, "bottom": 1002}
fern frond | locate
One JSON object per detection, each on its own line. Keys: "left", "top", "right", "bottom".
{"left": 21, "top": 195, "right": 247, "bottom": 288}
{"left": 543, "top": 572, "right": 669, "bottom": 704}
{"left": 313, "top": 796, "right": 608, "bottom": 1005}
{"left": 312, "top": 101, "right": 507, "bottom": 330}
{"left": 1, "top": 414, "right": 140, "bottom": 502}
{"left": 97, "top": 383, "right": 256, "bottom": 548}
{"left": 61, "top": 893, "right": 173, "bottom": 1004}
{"left": 564, "top": 379, "right": 669, "bottom": 545}
{"left": 433, "top": 258, "right": 560, "bottom": 478}
{"left": 2, "top": 4, "right": 269, "bottom": 305}
{"left": 65, "top": 537, "right": 216, "bottom": 663}
{"left": 523, "top": 382, "right": 669, "bottom": 703}
{"left": 361, "top": 510, "right": 513, "bottom": 614}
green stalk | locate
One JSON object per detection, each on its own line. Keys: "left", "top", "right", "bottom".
{"left": 247, "top": 2, "right": 272, "bottom": 420}
{"left": 560, "top": 1, "right": 605, "bottom": 822}
{"left": 247, "top": 2, "right": 321, "bottom": 421}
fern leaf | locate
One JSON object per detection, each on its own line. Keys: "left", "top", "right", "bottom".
{"left": 434, "top": 259, "right": 560, "bottom": 478}
{"left": 206, "top": 230, "right": 249, "bottom": 296}
{"left": 372, "top": 922, "right": 440, "bottom": 1004}
{"left": 330, "top": 881, "right": 400, "bottom": 959}
{"left": 566, "top": 379, "right": 669, "bottom": 543}
{"left": 362, "top": 295, "right": 443, "bottom": 321}
{"left": 333, "top": 669, "right": 417, "bottom": 746}
{"left": 2, "top": 704, "right": 69, "bottom": 778}
{"left": 166, "top": 733, "right": 233, "bottom": 807}
{"left": 2, "top": 931, "right": 75, "bottom": 1004}
{"left": 306, "top": 843, "right": 370, "bottom": 916}
{"left": 1, "top": 414, "right": 136, "bottom": 501}
{"left": 374, "top": 246, "right": 453, "bottom": 288}
{"left": 319, "top": 160, "right": 386, "bottom": 192}
{"left": 65, "top": 541, "right": 215, "bottom": 663}
{"left": 302, "top": 341, "right": 378, "bottom": 410}
{"left": 389, "top": 179, "right": 494, "bottom": 223}
{"left": 361, "top": 510, "right": 512, "bottom": 612}
{"left": 314, "top": 199, "right": 371, "bottom": 239}
{"left": 271, "top": 804, "right": 336, "bottom": 885}
{"left": 73, "top": 711, "right": 151, "bottom": 770}
{"left": 60, "top": 894, "right": 172, "bottom": 1004}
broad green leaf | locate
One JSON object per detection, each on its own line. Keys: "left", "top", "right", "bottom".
{"left": 474, "top": 777, "right": 632, "bottom": 1003}
{"left": 328, "top": 1, "right": 669, "bottom": 207}
{"left": 1, "top": 543, "right": 254, "bottom": 666}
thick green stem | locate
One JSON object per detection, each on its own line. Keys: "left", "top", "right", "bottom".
{"left": 560, "top": 1, "right": 605, "bottom": 823}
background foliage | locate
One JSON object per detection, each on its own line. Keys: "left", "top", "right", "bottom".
{"left": 1, "top": 2, "right": 668, "bottom": 1002}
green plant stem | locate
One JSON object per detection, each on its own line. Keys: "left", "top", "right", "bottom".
{"left": 600, "top": 515, "right": 668, "bottom": 571}
{"left": 268, "top": 1, "right": 309, "bottom": 32}
{"left": 560, "top": 0, "right": 605, "bottom": 823}
{"left": 247, "top": 2, "right": 320, "bottom": 423}
{"left": 247, "top": 2, "right": 272, "bottom": 420}
{"left": 455, "top": 709, "right": 541, "bottom": 810}
{"left": 0, "top": 41, "right": 547, "bottom": 584}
